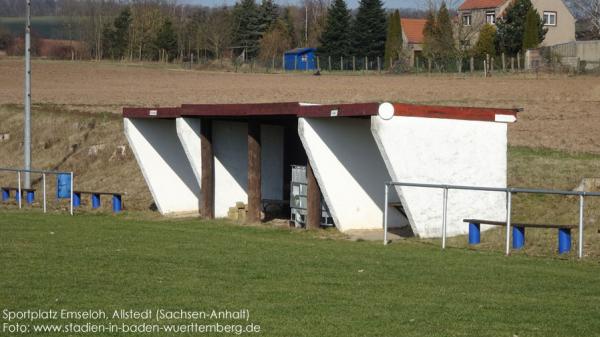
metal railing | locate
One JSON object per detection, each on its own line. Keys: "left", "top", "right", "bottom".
{"left": 0, "top": 167, "right": 74, "bottom": 215}
{"left": 383, "top": 182, "right": 600, "bottom": 259}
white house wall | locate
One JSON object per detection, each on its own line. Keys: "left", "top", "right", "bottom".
{"left": 371, "top": 116, "right": 507, "bottom": 238}
{"left": 176, "top": 117, "right": 202, "bottom": 189}
{"left": 124, "top": 118, "right": 200, "bottom": 214}
{"left": 298, "top": 117, "right": 408, "bottom": 232}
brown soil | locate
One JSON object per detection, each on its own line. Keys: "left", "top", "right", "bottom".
{"left": 1, "top": 59, "right": 599, "bottom": 153}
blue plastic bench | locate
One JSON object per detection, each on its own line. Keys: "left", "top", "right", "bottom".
{"left": 73, "top": 190, "right": 124, "bottom": 213}
{"left": 2, "top": 187, "right": 36, "bottom": 205}
{"left": 463, "top": 219, "right": 576, "bottom": 254}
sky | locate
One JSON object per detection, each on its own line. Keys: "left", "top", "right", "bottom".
{"left": 180, "top": 0, "right": 425, "bottom": 10}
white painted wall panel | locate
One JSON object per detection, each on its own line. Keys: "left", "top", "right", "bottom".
{"left": 176, "top": 117, "right": 202, "bottom": 188}
{"left": 124, "top": 118, "right": 199, "bottom": 214}
{"left": 213, "top": 121, "right": 248, "bottom": 218}
{"left": 372, "top": 116, "right": 507, "bottom": 238}
{"left": 298, "top": 117, "right": 407, "bottom": 232}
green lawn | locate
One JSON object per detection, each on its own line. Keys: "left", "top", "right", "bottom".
{"left": 1, "top": 211, "right": 600, "bottom": 336}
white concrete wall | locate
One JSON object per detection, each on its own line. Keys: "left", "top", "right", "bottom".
{"left": 124, "top": 118, "right": 200, "bottom": 214}
{"left": 212, "top": 121, "right": 285, "bottom": 217}
{"left": 261, "top": 125, "right": 284, "bottom": 200}
{"left": 213, "top": 121, "right": 248, "bottom": 218}
{"left": 176, "top": 117, "right": 202, "bottom": 189}
{"left": 298, "top": 117, "right": 408, "bottom": 232}
{"left": 372, "top": 116, "right": 508, "bottom": 238}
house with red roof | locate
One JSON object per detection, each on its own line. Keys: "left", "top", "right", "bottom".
{"left": 458, "top": 0, "right": 576, "bottom": 47}
{"left": 401, "top": 18, "right": 427, "bottom": 66}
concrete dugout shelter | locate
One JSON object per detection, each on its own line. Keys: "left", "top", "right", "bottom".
{"left": 123, "top": 102, "right": 518, "bottom": 238}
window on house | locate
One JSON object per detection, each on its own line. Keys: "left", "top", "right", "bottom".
{"left": 486, "top": 11, "right": 496, "bottom": 24}
{"left": 301, "top": 55, "right": 308, "bottom": 62}
{"left": 543, "top": 11, "right": 557, "bottom": 26}
{"left": 462, "top": 14, "right": 472, "bottom": 26}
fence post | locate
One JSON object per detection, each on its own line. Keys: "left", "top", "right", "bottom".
{"left": 470, "top": 56, "right": 474, "bottom": 73}
{"left": 517, "top": 52, "right": 521, "bottom": 70}
{"left": 341, "top": 56, "right": 344, "bottom": 71}
{"left": 282, "top": 55, "right": 286, "bottom": 72}
{"left": 271, "top": 56, "right": 275, "bottom": 72}
{"left": 383, "top": 184, "right": 389, "bottom": 245}
{"left": 390, "top": 57, "right": 393, "bottom": 70}
{"left": 511, "top": 57, "right": 515, "bottom": 72}
{"left": 442, "top": 187, "right": 448, "bottom": 249}
{"left": 377, "top": 56, "right": 380, "bottom": 72}
{"left": 502, "top": 53, "right": 506, "bottom": 72}
{"left": 328, "top": 55, "right": 331, "bottom": 71}
{"left": 353, "top": 56, "right": 356, "bottom": 72}
{"left": 506, "top": 191, "right": 512, "bottom": 256}
{"left": 484, "top": 60, "right": 488, "bottom": 78}
{"left": 42, "top": 173, "right": 46, "bottom": 213}
{"left": 70, "top": 172, "right": 74, "bottom": 216}
{"left": 17, "top": 171, "right": 22, "bottom": 209}
{"left": 491, "top": 57, "right": 495, "bottom": 72}
{"left": 579, "top": 195, "right": 584, "bottom": 258}
{"left": 365, "top": 56, "right": 368, "bottom": 71}
{"left": 317, "top": 56, "right": 320, "bottom": 70}
{"left": 294, "top": 56, "right": 297, "bottom": 71}
{"left": 428, "top": 58, "right": 432, "bottom": 73}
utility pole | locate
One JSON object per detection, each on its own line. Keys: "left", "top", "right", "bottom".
{"left": 305, "top": 5, "right": 308, "bottom": 46}
{"left": 24, "top": 0, "right": 32, "bottom": 188}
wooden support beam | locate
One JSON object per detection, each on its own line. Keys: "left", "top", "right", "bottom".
{"left": 306, "top": 161, "right": 321, "bottom": 229}
{"left": 200, "top": 119, "right": 214, "bottom": 219}
{"left": 247, "top": 121, "right": 261, "bottom": 223}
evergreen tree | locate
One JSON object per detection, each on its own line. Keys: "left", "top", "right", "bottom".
{"left": 258, "top": 0, "right": 279, "bottom": 32}
{"left": 233, "top": 0, "right": 261, "bottom": 58}
{"left": 351, "top": 0, "right": 387, "bottom": 58}
{"left": 495, "top": 0, "right": 546, "bottom": 55}
{"left": 522, "top": 7, "right": 542, "bottom": 50}
{"left": 318, "top": 0, "right": 352, "bottom": 60}
{"left": 384, "top": 10, "right": 403, "bottom": 68}
{"left": 154, "top": 19, "right": 178, "bottom": 61}
{"left": 112, "top": 7, "right": 132, "bottom": 59}
{"left": 422, "top": 10, "right": 438, "bottom": 62}
{"left": 282, "top": 7, "right": 298, "bottom": 48}
{"left": 472, "top": 24, "right": 496, "bottom": 57}
{"left": 435, "top": 2, "right": 455, "bottom": 69}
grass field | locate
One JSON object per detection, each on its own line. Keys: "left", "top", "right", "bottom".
{"left": 1, "top": 210, "right": 600, "bottom": 336}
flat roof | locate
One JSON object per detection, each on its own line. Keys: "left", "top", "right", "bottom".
{"left": 122, "top": 102, "right": 519, "bottom": 123}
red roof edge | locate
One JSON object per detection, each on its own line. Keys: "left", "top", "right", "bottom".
{"left": 181, "top": 102, "right": 300, "bottom": 116}
{"left": 392, "top": 103, "right": 518, "bottom": 122}
{"left": 122, "top": 102, "right": 518, "bottom": 123}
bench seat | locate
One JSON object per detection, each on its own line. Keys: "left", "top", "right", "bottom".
{"left": 2, "top": 187, "right": 37, "bottom": 204}
{"left": 72, "top": 190, "right": 124, "bottom": 212}
{"left": 464, "top": 218, "right": 574, "bottom": 254}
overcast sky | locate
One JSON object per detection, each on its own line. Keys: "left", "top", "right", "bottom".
{"left": 179, "top": 0, "right": 425, "bottom": 10}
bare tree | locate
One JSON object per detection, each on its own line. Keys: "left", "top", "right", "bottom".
{"left": 202, "top": 7, "right": 233, "bottom": 60}
{"left": 572, "top": 0, "right": 600, "bottom": 34}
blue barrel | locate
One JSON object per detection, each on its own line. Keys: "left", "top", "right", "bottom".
{"left": 56, "top": 174, "right": 71, "bottom": 199}
{"left": 92, "top": 193, "right": 101, "bottom": 209}
{"left": 26, "top": 191, "right": 35, "bottom": 205}
{"left": 512, "top": 226, "right": 525, "bottom": 249}
{"left": 112, "top": 194, "right": 122, "bottom": 213}
{"left": 558, "top": 228, "right": 571, "bottom": 254}
{"left": 468, "top": 223, "right": 480, "bottom": 245}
